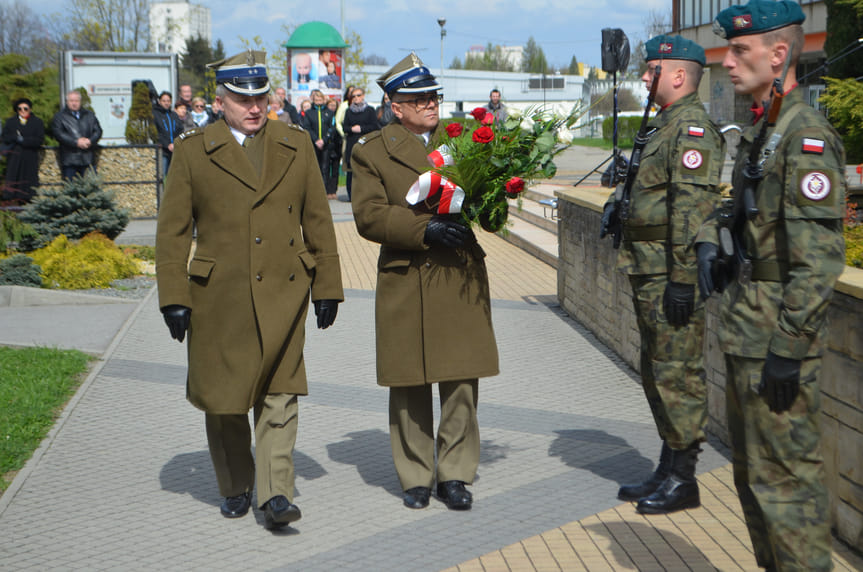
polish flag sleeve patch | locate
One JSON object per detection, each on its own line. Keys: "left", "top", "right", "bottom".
{"left": 688, "top": 126, "right": 705, "bottom": 137}
{"left": 802, "top": 138, "right": 825, "bottom": 154}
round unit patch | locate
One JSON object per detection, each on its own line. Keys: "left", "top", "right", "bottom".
{"left": 800, "top": 171, "right": 831, "bottom": 201}
{"left": 682, "top": 149, "right": 703, "bottom": 170}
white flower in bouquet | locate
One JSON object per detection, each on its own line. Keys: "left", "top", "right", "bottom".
{"left": 507, "top": 106, "right": 522, "bottom": 119}
{"left": 556, "top": 127, "right": 574, "bottom": 145}
{"left": 520, "top": 116, "right": 535, "bottom": 131}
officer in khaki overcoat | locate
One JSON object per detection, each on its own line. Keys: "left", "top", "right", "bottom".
{"left": 155, "top": 50, "right": 343, "bottom": 530}
{"left": 351, "top": 53, "right": 499, "bottom": 511}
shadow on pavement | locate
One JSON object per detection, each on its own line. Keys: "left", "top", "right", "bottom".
{"left": 584, "top": 520, "right": 718, "bottom": 569}
{"left": 326, "top": 429, "right": 402, "bottom": 498}
{"left": 549, "top": 429, "right": 654, "bottom": 486}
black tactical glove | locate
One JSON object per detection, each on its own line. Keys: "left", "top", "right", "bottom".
{"left": 696, "top": 242, "right": 718, "bottom": 301}
{"left": 759, "top": 352, "right": 801, "bottom": 413}
{"left": 662, "top": 281, "right": 695, "bottom": 327}
{"left": 313, "top": 299, "right": 340, "bottom": 329}
{"left": 599, "top": 202, "right": 617, "bottom": 239}
{"left": 424, "top": 216, "right": 472, "bottom": 248}
{"left": 161, "top": 304, "right": 191, "bottom": 342}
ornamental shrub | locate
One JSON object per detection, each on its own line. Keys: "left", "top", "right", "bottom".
{"left": 0, "top": 211, "right": 39, "bottom": 252}
{"left": 124, "top": 81, "right": 158, "bottom": 144}
{"left": 29, "top": 233, "right": 140, "bottom": 289}
{"left": 17, "top": 171, "right": 130, "bottom": 251}
{"left": 0, "top": 254, "right": 42, "bottom": 287}
{"left": 846, "top": 224, "right": 863, "bottom": 269}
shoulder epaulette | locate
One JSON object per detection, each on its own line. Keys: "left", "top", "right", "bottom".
{"left": 178, "top": 128, "right": 203, "bottom": 141}
{"left": 358, "top": 130, "right": 382, "bottom": 145}
{"left": 289, "top": 123, "right": 305, "bottom": 132}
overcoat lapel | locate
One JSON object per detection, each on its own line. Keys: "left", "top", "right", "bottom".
{"left": 382, "top": 126, "right": 430, "bottom": 175}
{"left": 258, "top": 130, "right": 297, "bottom": 203}
{"left": 204, "top": 121, "right": 258, "bottom": 191}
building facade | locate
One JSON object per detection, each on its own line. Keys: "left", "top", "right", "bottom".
{"left": 149, "top": 0, "right": 211, "bottom": 56}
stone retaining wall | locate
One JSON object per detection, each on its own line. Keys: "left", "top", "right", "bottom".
{"left": 36, "top": 146, "right": 161, "bottom": 219}
{"left": 556, "top": 187, "right": 863, "bottom": 550}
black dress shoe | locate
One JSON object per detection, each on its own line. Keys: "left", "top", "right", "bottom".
{"left": 436, "top": 480, "right": 472, "bottom": 510}
{"left": 263, "top": 495, "right": 302, "bottom": 529}
{"left": 403, "top": 486, "right": 430, "bottom": 509}
{"left": 220, "top": 492, "right": 251, "bottom": 518}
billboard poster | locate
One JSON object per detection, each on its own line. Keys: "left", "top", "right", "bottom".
{"left": 288, "top": 49, "right": 344, "bottom": 111}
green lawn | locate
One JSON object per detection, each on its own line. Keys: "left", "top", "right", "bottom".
{"left": 0, "top": 346, "right": 93, "bottom": 493}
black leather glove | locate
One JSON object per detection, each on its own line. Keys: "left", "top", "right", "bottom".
{"left": 161, "top": 304, "right": 191, "bottom": 342}
{"left": 313, "top": 299, "right": 339, "bottom": 329}
{"left": 599, "top": 202, "right": 617, "bottom": 239}
{"left": 424, "top": 216, "right": 472, "bottom": 248}
{"left": 696, "top": 242, "right": 718, "bottom": 301}
{"left": 662, "top": 281, "right": 695, "bottom": 327}
{"left": 759, "top": 352, "right": 801, "bottom": 413}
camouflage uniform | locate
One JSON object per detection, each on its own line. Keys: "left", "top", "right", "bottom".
{"left": 699, "top": 88, "right": 844, "bottom": 571}
{"left": 617, "top": 91, "right": 725, "bottom": 450}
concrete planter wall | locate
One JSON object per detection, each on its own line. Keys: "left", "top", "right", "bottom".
{"left": 556, "top": 187, "right": 863, "bottom": 550}
{"left": 36, "top": 146, "right": 162, "bottom": 219}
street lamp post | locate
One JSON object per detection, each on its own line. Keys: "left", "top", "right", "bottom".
{"left": 437, "top": 18, "right": 446, "bottom": 78}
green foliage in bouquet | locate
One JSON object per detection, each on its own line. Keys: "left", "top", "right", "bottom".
{"left": 29, "top": 233, "right": 140, "bottom": 290}
{"left": 17, "top": 172, "right": 130, "bottom": 251}
{"left": 433, "top": 104, "right": 585, "bottom": 232}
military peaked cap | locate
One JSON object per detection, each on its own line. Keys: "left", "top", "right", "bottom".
{"left": 713, "top": 0, "right": 805, "bottom": 39}
{"left": 643, "top": 34, "right": 706, "bottom": 65}
{"left": 377, "top": 52, "right": 442, "bottom": 95}
{"left": 208, "top": 50, "right": 270, "bottom": 96}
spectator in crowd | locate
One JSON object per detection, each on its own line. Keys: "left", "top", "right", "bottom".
{"left": 324, "top": 97, "right": 342, "bottom": 197}
{"left": 177, "top": 84, "right": 193, "bottom": 109}
{"left": 484, "top": 89, "right": 507, "bottom": 123}
{"left": 189, "top": 97, "right": 210, "bottom": 128}
{"left": 301, "top": 90, "right": 336, "bottom": 198}
{"left": 275, "top": 87, "right": 301, "bottom": 124}
{"left": 343, "top": 87, "right": 380, "bottom": 202}
{"left": 376, "top": 92, "right": 394, "bottom": 126}
{"left": 2, "top": 97, "right": 45, "bottom": 203}
{"left": 268, "top": 95, "right": 292, "bottom": 124}
{"left": 175, "top": 101, "right": 196, "bottom": 131}
{"left": 51, "top": 90, "right": 103, "bottom": 181}
{"left": 299, "top": 98, "right": 311, "bottom": 118}
{"left": 334, "top": 85, "right": 354, "bottom": 140}
{"left": 152, "top": 91, "right": 183, "bottom": 175}
{"left": 207, "top": 97, "right": 224, "bottom": 123}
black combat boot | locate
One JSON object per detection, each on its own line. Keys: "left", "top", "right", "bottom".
{"left": 636, "top": 442, "right": 701, "bottom": 514}
{"left": 618, "top": 441, "right": 672, "bottom": 501}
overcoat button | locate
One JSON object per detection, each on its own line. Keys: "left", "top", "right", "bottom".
{"left": 289, "top": 238, "right": 294, "bottom": 246}
{"left": 289, "top": 274, "right": 295, "bottom": 281}
{"left": 256, "top": 274, "right": 262, "bottom": 281}
{"left": 255, "top": 237, "right": 262, "bottom": 244}
{"left": 288, "top": 205, "right": 293, "bottom": 213}
{"left": 425, "top": 262, "right": 431, "bottom": 268}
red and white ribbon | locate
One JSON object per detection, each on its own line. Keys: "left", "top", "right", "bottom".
{"left": 428, "top": 144, "right": 453, "bottom": 168}
{"left": 406, "top": 171, "right": 465, "bottom": 214}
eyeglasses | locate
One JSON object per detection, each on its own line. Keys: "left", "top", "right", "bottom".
{"left": 193, "top": 104, "right": 205, "bottom": 109}
{"left": 17, "top": 106, "right": 30, "bottom": 111}
{"left": 398, "top": 93, "right": 443, "bottom": 110}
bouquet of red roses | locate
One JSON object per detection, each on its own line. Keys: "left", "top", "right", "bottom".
{"left": 405, "top": 104, "right": 582, "bottom": 232}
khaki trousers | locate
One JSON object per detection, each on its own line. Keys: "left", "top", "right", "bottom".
{"left": 204, "top": 393, "right": 298, "bottom": 508}
{"left": 389, "top": 379, "right": 479, "bottom": 491}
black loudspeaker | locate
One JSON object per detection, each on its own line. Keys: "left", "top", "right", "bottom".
{"left": 601, "top": 28, "right": 631, "bottom": 74}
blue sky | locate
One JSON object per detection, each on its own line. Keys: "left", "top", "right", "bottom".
{"left": 31, "top": 0, "right": 670, "bottom": 69}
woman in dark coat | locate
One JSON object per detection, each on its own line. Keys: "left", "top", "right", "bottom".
{"left": 342, "top": 87, "right": 380, "bottom": 201}
{"left": 2, "top": 98, "right": 45, "bottom": 203}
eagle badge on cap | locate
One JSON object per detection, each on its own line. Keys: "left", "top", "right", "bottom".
{"left": 659, "top": 43, "right": 673, "bottom": 54}
{"left": 733, "top": 15, "right": 753, "bottom": 30}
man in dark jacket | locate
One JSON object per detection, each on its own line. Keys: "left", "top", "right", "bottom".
{"left": 51, "top": 90, "right": 103, "bottom": 180}
{"left": 153, "top": 91, "right": 184, "bottom": 176}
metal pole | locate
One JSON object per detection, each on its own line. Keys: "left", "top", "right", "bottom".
{"left": 437, "top": 18, "right": 446, "bottom": 78}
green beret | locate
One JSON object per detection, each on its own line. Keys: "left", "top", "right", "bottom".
{"left": 713, "top": 0, "right": 805, "bottom": 39}
{"left": 643, "top": 34, "right": 706, "bottom": 65}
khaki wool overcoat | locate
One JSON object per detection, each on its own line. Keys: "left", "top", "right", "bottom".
{"left": 156, "top": 119, "right": 343, "bottom": 414}
{"left": 350, "top": 123, "right": 499, "bottom": 387}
